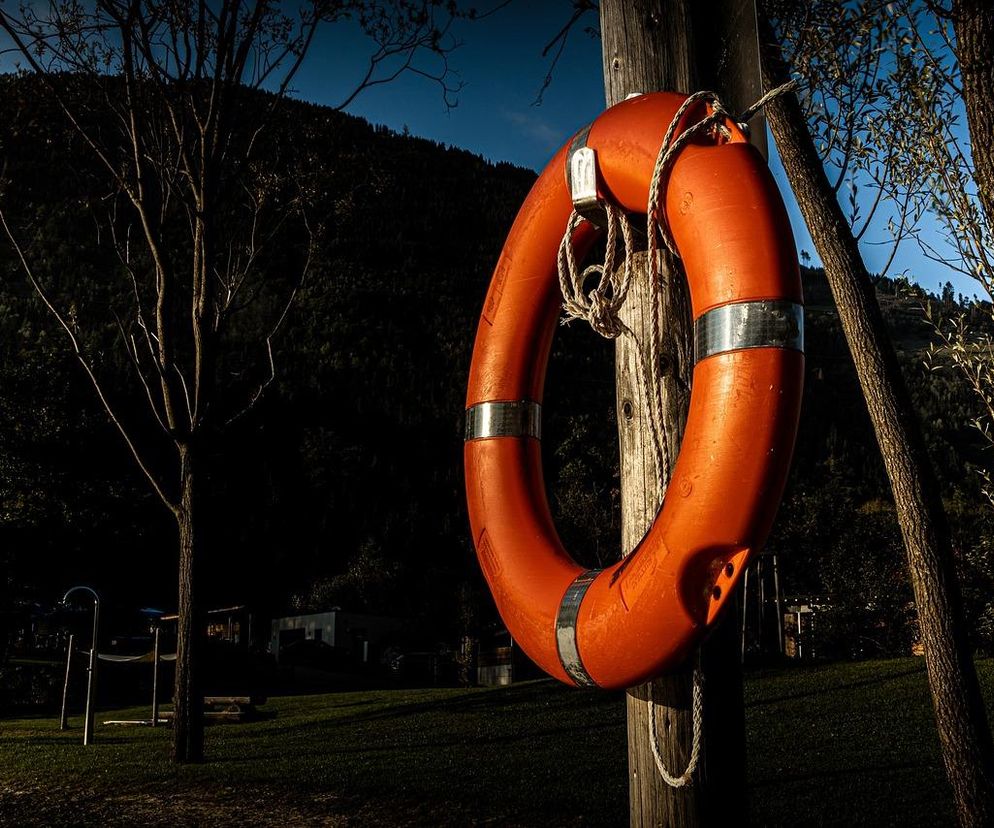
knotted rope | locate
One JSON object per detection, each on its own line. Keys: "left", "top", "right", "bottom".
{"left": 557, "top": 203, "right": 636, "bottom": 341}
{"left": 555, "top": 81, "right": 796, "bottom": 789}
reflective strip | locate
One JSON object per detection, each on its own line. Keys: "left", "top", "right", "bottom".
{"left": 464, "top": 400, "right": 541, "bottom": 441}
{"left": 694, "top": 300, "right": 803, "bottom": 363}
{"left": 555, "top": 569, "right": 601, "bottom": 687}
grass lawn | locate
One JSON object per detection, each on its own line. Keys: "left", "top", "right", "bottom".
{"left": 2, "top": 657, "right": 992, "bottom": 826}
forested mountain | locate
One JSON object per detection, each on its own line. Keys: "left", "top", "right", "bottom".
{"left": 0, "top": 74, "right": 991, "bottom": 652}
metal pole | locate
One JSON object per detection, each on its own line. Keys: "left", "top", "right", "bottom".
{"left": 797, "top": 610, "right": 803, "bottom": 659}
{"left": 741, "top": 564, "right": 751, "bottom": 662}
{"left": 151, "top": 626, "right": 161, "bottom": 727}
{"left": 84, "top": 599, "right": 99, "bottom": 745}
{"left": 773, "top": 553, "right": 784, "bottom": 654}
{"left": 759, "top": 556, "right": 767, "bottom": 654}
{"left": 62, "top": 586, "right": 100, "bottom": 746}
{"left": 59, "top": 633, "right": 74, "bottom": 731}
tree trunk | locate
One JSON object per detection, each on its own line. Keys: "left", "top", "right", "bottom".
{"left": 600, "top": 1, "right": 761, "bottom": 823}
{"left": 172, "top": 442, "right": 204, "bottom": 763}
{"left": 954, "top": 2, "right": 994, "bottom": 233}
{"left": 757, "top": 9, "right": 994, "bottom": 825}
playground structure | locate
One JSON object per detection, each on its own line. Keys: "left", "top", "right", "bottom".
{"left": 60, "top": 586, "right": 100, "bottom": 745}
{"left": 60, "top": 623, "right": 176, "bottom": 732}
{"left": 58, "top": 605, "right": 270, "bottom": 731}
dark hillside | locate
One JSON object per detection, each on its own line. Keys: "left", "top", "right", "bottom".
{"left": 0, "top": 73, "right": 991, "bottom": 653}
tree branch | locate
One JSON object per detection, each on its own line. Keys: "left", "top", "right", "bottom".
{"left": 0, "top": 204, "right": 178, "bottom": 513}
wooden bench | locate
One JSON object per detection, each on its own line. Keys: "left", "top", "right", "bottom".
{"left": 158, "top": 710, "right": 248, "bottom": 723}
{"left": 158, "top": 695, "right": 268, "bottom": 724}
{"left": 204, "top": 695, "right": 266, "bottom": 708}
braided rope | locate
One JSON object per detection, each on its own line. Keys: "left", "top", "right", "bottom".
{"left": 557, "top": 203, "right": 635, "bottom": 341}
{"left": 555, "top": 81, "right": 796, "bottom": 789}
{"left": 648, "top": 657, "right": 704, "bottom": 787}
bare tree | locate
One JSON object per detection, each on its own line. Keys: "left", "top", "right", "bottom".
{"left": 0, "top": 0, "right": 480, "bottom": 763}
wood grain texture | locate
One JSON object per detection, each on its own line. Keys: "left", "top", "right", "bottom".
{"left": 600, "top": 1, "right": 758, "bottom": 824}
{"left": 955, "top": 1, "right": 994, "bottom": 248}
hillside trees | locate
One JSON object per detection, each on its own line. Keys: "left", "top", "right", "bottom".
{"left": 0, "top": 0, "right": 486, "bottom": 763}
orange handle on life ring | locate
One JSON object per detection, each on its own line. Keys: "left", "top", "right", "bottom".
{"left": 464, "top": 92, "right": 803, "bottom": 689}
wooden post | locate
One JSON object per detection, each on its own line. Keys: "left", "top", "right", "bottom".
{"left": 151, "top": 626, "right": 161, "bottom": 727}
{"left": 59, "top": 633, "right": 74, "bottom": 731}
{"left": 598, "top": 1, "right": 765, "bottom": 823}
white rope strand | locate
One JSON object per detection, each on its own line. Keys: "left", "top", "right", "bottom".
{"left": 556, "top": 207, "right": 670, "bottom": 503}
{"left": 647, "top": 659, "right": 704, "bottom": 787}
{"left": 557, "top": 203, "right": 635, "bottom": 340}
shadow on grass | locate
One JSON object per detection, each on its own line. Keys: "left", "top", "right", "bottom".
{"left": 2, "top": 735, "right": 83, "bottom": 745}
{"left": 220, "top": 717, "right": 623, "bottom": 766}
{"left": 746, "top": 664, "right": 925, "bottom": 709}
{"left": 259, "top": 681, "right": 611, "bottom": 734}
{"left": 753, "top": 758, "right": 938, "bottom": 788}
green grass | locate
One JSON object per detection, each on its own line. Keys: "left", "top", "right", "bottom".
{"left": 1, "top": 658, "right": 991, "bottom": 826}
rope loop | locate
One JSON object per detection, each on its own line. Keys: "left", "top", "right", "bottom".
{"left": 647, "top": 80, "right": 797, "bottom": 261}
{"left": 557, "top": 204, "right": 635, "bottom": 340}
{"left": 648, "top": 660, "right": 704, "bottom": 788}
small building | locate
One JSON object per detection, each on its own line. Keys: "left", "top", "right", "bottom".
{"left": 160, "top": 605, "right": 253, "bottom": 650}
{"left": 269, "top": 610, "right": 405, "bottom": 664}
{"left": 477, "top": 642, "right": 513, "bottom": 686}
{"left": 475, "top": 629, "right": 541, "bottom": 686}
{"left": 784, "top": 596, "right": 832, "bottom": 660}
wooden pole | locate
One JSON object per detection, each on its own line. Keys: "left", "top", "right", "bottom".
{"left": 598, "top": 1, "right": 765, "bottom": 823}
{"left": 59, "top": 633, "right": 74, "bottom": 731}
{"left": 151, "top": 626, "right": 161, "bottom": 727}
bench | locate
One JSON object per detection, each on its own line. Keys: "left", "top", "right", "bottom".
{"left": 157, "top": 695, "right": 268, "bottom": 725}
{"left": 204, "top": 695, "right": 266, "bottom": 707}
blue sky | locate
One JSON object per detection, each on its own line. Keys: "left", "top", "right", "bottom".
{"left": 291, "top": 3, "right": 975, "bottom": 298}
{"left": 0, "top": 2, "right": 971, "bottom": 297}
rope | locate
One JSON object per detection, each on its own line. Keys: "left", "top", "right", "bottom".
{"left": 557, "top": 204, "right": 635, "bottom": 341}
{"left": 75, "top": 649, "right": 176, "bottom": 663}
{"left": 648, "top": 653, "right": 704, "bottom": 787}
{"left": 646, "top": 81, "right": 798, "bottom": 259}
{"left": 557, "top": 206, "right": 671, "bottom": 503}
{"left": 555, "top": 81, "right": 796, "bottom": 790}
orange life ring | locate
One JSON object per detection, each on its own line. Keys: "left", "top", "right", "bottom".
{"left": 464, "top": 92, "right": 803, "bottom": 690}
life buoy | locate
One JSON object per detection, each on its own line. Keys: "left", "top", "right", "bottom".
{"left": 464, "top": 92, "right": 803, "bottom": 690}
